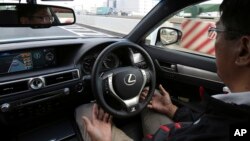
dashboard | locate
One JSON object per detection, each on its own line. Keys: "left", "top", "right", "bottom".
{"left": 0, "top": 38, "right": 150, "bottom": 141}
{"left": 0, "top": 42, "right": 82, "bottom": 106}
{"left": 0, "top": 39, "right": 148, "bottom": 128}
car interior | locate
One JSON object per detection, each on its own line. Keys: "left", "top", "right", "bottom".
{"left": 0, "top": 0, "right": 225, "bottom": 141}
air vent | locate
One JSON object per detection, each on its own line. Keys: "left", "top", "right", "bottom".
{"left": 0, "top": 69, "right": 79, "bottom": 97}
{"left": 44, "top": 70, "right": 79, "bottom": 86}
{"left": 0, "top": 80, "right": 29, "bottom": 96}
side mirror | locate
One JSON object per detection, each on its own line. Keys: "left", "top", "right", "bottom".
{"left": 0, "top": 4, "right": 75, "bottom": 28}
{"left": 157, "top": 27, "right": 182, "bottom": 45}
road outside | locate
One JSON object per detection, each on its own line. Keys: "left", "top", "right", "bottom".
{"left": 0, "top": 26, "right": 78, "bottom": 42}
{"left": 0, "top": 24, "right": 118, "bottom": 43}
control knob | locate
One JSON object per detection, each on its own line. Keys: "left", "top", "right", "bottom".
{"left": 1, "top": 103, "right": 10, "bottom": 112}
{"left": 29, "top": 78, "right": 45, "bottom": 90}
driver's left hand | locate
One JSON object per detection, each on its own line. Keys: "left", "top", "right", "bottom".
{"left": 140, "top": 84, "right": 178, "bottom": 118}
{"left": 82, "top": 103, "right": 112, "bottom": 141}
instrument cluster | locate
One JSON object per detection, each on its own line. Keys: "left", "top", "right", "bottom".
{"left": 82, "top": 52, "right": 120, "bottom": 74}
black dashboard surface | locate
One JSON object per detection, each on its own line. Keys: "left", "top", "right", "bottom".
{"left": 0, "top": 38, "right": 125, "bottom": 104}
{"left": 0, "top": 38, "right": 127, "bottom": 140}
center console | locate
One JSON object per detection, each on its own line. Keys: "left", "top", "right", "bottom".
{"left": 0, "top": 45, "right": 84, "bottom": 109}
{"left": 18, "top": 119, "right": 78, "bottom": 141}
{"left": 0, "top": 45, "right": 85, "bottom": 141}
{"left": 0, "top": 69, "right": 79, "bottom": 97}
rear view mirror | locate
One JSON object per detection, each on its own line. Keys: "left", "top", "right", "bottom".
{"left": 0, "top": 4, "right": 75, "bottom": 27}
{"left": 157, "top": 27, "right": 182, "bottom": 45}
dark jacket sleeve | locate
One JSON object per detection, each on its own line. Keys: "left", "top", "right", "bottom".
{"left": 172, "top": 107, "right": 202, "bottom": 122}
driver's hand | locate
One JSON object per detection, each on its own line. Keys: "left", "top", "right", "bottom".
{"left": 141, "top": 84, "right": 178, "bottom": 118}
{"left": 82, "top": 103, "right": 112, "bottom": 141}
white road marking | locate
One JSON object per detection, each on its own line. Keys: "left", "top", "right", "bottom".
{"left": 59, "top": 25, "right": 112, "bottom": 37}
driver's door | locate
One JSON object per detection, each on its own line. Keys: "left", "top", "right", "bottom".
{"left": 142, "top": 0, "right": 225, "bottom": 111}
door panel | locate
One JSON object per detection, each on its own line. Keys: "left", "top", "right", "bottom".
{"left": 144, "top": 45, "right": 225, "bottom": 111}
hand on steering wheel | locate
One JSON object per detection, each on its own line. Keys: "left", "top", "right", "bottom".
{"left": 142, "top": 84, "right": 178, "bottom": 118}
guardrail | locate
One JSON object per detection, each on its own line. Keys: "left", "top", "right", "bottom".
{"left": 76, "top": 14, "right": 140, "bottom": 34}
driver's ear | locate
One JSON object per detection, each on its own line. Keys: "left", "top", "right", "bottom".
{"left": 235, "top": 36, "right": 250, "bottom": 66}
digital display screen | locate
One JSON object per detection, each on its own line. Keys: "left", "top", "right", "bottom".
{"left": 0, "top": 48, "right": 56, "bottom": 75}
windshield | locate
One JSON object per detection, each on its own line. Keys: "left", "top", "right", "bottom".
{"left": 0, "top": 0, "right": 160, "bottom": 42}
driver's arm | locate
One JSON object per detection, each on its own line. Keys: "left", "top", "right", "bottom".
{"left": 142, "top": 84, "right": 203, "bottom": 122}
{"left": 173, "top": 106, "right": 202, "bottom": 122}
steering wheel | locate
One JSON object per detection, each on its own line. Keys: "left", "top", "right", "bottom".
{"left": 91, "top": 41, "right": 156, "bottom": 118}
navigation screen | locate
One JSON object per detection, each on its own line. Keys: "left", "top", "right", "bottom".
{"left": 0, "top": 52, "right": 32, "bottom": 74}
{"left": 0, "top": 48, "right": 56, "bottom": 75}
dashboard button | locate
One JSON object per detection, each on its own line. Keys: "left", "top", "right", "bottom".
{"left": 75, "top": 83, "right": 83, "bottom": 93}
{"left": 29, "top": 78, "right": 44, "bottom": 90}
{"left": 1, "top": 103, "right": 10, "bottom": 112}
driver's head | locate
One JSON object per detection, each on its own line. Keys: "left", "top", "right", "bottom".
{"left": 215, "top": 0, "right": 250, "bottom": 92}
{"left": 18, "top": 5, "right": 53, "bottom": 24}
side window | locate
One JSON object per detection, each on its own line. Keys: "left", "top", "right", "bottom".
{"left": 145, "top": 1, "right": 222, "bottom": 57}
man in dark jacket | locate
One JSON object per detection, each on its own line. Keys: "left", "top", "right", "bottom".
{"left": 75, "top": 0, "right": 250, "bottom": 140}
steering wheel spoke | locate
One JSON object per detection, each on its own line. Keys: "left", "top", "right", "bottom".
{"left": 143, "top": 69, "right": 152, "bottom": 83}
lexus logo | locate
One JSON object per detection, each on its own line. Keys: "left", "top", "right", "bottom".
{"left": 124, "top": 74, "right": 136, "bottom": 85}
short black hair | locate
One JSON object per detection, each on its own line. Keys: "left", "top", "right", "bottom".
{"left": 17, "top": 5, "right": 47, "bottom": 18}
{"left": 220, "top": 0, "right": 250, "bottom": 39}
